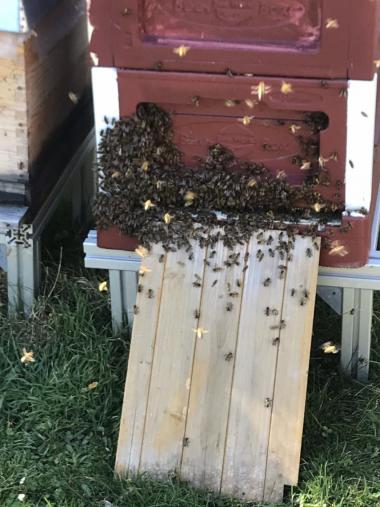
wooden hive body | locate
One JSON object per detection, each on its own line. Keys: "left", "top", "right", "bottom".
{"left": 0, "top": 0, "right": 91, "bottom": 208}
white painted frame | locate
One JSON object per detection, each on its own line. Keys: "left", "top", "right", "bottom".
{"left": 346, "top": 74, "right": 378, "bottom": 211}
{"left": 91, "top": 67, "right": 120, "bottom": 150}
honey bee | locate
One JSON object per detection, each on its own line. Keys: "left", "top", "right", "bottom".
{"left": 256, "top": 250, "right": 264, "bottom": 262}
{"left": 291, "top": 289, "right": 296, "bottom": 297}
{"left": 137, "top": 284, "right": 144, "bottom": 293}
{"left": 133, "top": 305, "right": 139, "bottom": 315}
{"left": 147, "top": 289, "right": 154, "bottom": 299}
{"left": 224, "top": 352, "right": 234, "bottom": 361}
{"left": 212, "top": 280, "right": 218, "bottom": 287}
{"left": 270, "top": 320, "right": 286, "bottom": 330}
{"left": 306, "top": 248, "right": 313, "bottom": 258}
{"left": 226, "top": 302, "right": 233, "bottom": 312}
{"left": 229, "top": 292, "right": 239, "bottom": 298}
{"left": 183, "top": 437, "right": 190, "bottom": 447}
{"left": 159, "top": 254, "right": 165, "bottom": 263}
{"left": 281, "top": 81, "right": 293, "bottom": 95}
{"left": 263, "top": 278, "right": 272, "bottom": 287}
{"left": 194, "top": 309, "right": 200, "bottom": 319}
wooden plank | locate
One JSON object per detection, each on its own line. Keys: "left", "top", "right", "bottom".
{"left": 139, "top": 242, "right": 206, "bottom": 476}
{"left": 116, "top": 230, "right": 320, "bottom": 502}
{"left": 115, "top": 245, "right": 166, "bottom": 476}
{"left": 180, "top": 238, "right": 248, "bottom": 490}
{"left": 221, "top": 232, "right": 288, "bottom": 501}
{"left": 0, "top": 31, "right": 28, "bottom": 180}
{"left": 264, "top": 236, "right": 320, "bottom": 502}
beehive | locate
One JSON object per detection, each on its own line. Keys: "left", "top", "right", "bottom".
{"left": 0, "top": 0, "right": 91, "bottom": 208}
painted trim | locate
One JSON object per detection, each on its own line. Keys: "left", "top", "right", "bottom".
{"left": 91, "top": 67, "right": 120, "bottom": 150}
{"left": 346, "top": 74, "right": 378, "bottom": 211}
{"left": 0, "top": 0, "right": 20, "bottom": 32}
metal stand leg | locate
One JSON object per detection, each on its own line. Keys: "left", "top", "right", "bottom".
{"left": 122, "top": 270, "right": 138, "bottom": 327}
{"left": 6, "top": 229, "right": 41, "bottom": 315}
{"left": 357, "top": 290, "right": 373, "bottom": 382}
{"left": 341, "top": 288, "right": 373, "bottom": 381}
{"left": 109, "top": 269, "right": 138, "bottom": 333}
{"left": 109, "top": 270, "right": 124, "bottom": 333}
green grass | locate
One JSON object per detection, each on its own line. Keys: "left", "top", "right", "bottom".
{"left": 0, "top": 262, "right": 379, "bottom": 506}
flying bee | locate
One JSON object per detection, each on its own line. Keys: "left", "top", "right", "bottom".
{"left": 194, "top": 309, "right": 201, "bottom": 319}
{"left": 349, "top": 160, "right": 354, "bottom": 169}
{"left": 133, "top": 305, "right": 139, "bottom": 315}
{"left": 192, "top": 95, "right": 200, "bottom": 107}
{"left": 147, "top": 289, "right": 154, "bottom": 299}
{"left": 264, "top": 278, "right": 272, "bottom": 287}
{"left": 226, "top": 302, "right": 233, "bottom": 312}
{"left": 306, "top": 248, "right": 313, "bottom": 258}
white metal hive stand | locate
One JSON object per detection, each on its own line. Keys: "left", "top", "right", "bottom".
{"left": 84, "top": 189, "right": 380, "bottom": 382}
{"left": 0, "top": 130, "right": 95, "bottom": 315}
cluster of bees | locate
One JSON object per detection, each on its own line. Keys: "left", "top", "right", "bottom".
{"left": 93, "top": 104, "right": 346, "bottom": 254}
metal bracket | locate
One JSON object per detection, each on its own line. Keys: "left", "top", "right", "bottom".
{"left": 5, "top": 225, "right": 32, "bottom": 248}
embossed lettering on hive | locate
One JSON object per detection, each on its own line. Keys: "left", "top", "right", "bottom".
{"left": 171, "top": 0, "right": 305, "bottom": 22}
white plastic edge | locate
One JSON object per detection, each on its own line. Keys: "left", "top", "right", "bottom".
{"left": 91, "top": 67, "right": 120, "bottom": 150}
{"left": 345, "top": 74, "right": 378, "bottom": 211}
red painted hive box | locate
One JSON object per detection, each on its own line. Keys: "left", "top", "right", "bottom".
{"left": 88, "top": 0, "right": 380, "bottom": 80}
{"left": 96, "top": 70, "right": 379, "bottom": 268}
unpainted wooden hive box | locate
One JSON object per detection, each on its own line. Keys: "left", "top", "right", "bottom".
{"left": 0, "top": 0, "right": 92, "bottom": 209}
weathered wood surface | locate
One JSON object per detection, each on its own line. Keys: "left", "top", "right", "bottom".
{"left": 0, "top": 0, "right": 89, "bottom": 201}
{"left": 116, "top": 231, "right": 320, "bottom": 503}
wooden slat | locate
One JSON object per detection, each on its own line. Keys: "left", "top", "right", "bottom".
{"left": 139, "top": 242, "right": 206, "bottom": 476}
{"left": 181, "top": 238, "right": 247, "bottom": 489}
{"left": 264, "top": 236, "right": 320, "bottom": 502}
{"left": 221, "top": 232, "right": 288, "bottom": 500}
{"left": 115, "top": 245, "right": 166, "bottom": 475}
{"left": 116, "top": 230, "right": 320, "bottom": 502}
{"left": 0, "top": 31, "right": 28, "bottom": 180}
